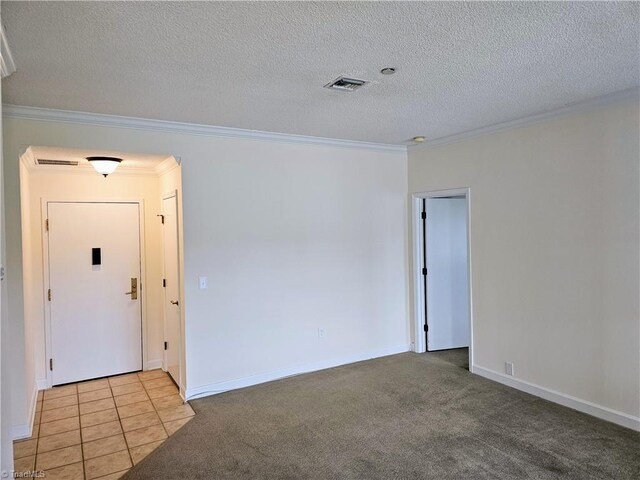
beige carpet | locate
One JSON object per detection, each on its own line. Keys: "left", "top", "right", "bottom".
{"left": 124, "top": 351, "right": 639, "bottom": 479}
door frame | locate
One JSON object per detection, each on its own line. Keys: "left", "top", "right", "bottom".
{"left": 41, "top": 198, "right": 147, "bottom": 388}
{"left": 411, "top": 188, "right": 474, "bottom": 366}
{"left": 160, "top": 189, "right": 184, "bottom": 394}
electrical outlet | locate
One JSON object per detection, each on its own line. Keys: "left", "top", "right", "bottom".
{"left": 318, "top": 328, "right": 326, "bottom": 339}
{"left": 505, "top": 362, "right": 514, "bottom": 376}
{"left": 198, "top": 276, "right": 208, "bottom": 289}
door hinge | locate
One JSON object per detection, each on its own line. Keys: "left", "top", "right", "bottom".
{"left": 45, "top": 219, "right": 49, "bottom": 231}
{"left": 49, "top": 359, "right": 53, "bottom": 371}
{"left": 48, "top": 289, "right": 52, "bottom": 301}
{"left": 422, "top": 267, "right": 427, "bottom": 276}
{"left": 424, "top": 324, "right": 428, "bottom": 332}
{"left": 164, "top": 341, "right": 168, "bottom": 351}
{"left": 162, "top": 279, "right": 166, "bottom": 288}
{"left": 157, "top": 214, "right": 165, "bottom": 224}
{"left": 421, "top": 211, "right": 426, "bottom": 220}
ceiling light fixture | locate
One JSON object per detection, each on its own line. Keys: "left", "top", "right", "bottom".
{"left": 380, "top": 67, "right": 396, "bottom": 75}
{"left": 412, "top": 136, "right": 426, "bottom": 143}
{"left": 86, "top": 156, "right": 122, "bottom": 177}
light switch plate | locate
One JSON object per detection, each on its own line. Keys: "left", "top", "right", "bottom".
{"left": 198, "top": 276, "right": 208, "bottom": 289}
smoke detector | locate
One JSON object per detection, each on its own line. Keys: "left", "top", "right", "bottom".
{"left": 324, "top": 76, "right": 367, "bottom": 92}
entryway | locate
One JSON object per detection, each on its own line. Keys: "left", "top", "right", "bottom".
{"left": 412, "top": 189, "right": 472, "bottom": 367}
{"left": 18, "top": 146, "right": 186, "bottom": 397}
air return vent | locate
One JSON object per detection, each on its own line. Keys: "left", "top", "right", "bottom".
{"left": 324, "top": 76, "right": 367, "bottom": 91}
{"left": 36, "top": 159, "right": 79, "bottom": 166}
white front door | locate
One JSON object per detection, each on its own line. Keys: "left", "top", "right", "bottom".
{"left": 48, "top": 202, "right": 142, "bottom": 385}
{"left": 425, "top": 197, "right": 470, "bottom": 351}
{"left": 162, "top": 195, "right": 181, "bottom": 386}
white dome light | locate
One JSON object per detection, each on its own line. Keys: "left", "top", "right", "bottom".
{"left": 86, "top": 156, "right": 123, "bottom": 177}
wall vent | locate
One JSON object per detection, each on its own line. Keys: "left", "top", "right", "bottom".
{"left": 324, "top": 76, "right": 367, "bottom": 92}
{"left": 36, "top": 159, "right": 79, "bottom": 166}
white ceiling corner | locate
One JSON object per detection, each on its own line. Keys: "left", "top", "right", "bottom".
{"left": 408, "top": 87, "right": 640, "bottom": 152}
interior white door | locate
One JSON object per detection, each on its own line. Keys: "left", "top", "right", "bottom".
{"left": 162, "top": 195, "right": 181, "bottom": 386}
{"left": 48, "top": 202, "right": 142, "bottom": 385}
{"left": 425, "top": 197, "right": 469, "bottom": 351}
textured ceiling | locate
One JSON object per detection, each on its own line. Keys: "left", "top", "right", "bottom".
{"left": 2, "top": 1, "right": 639, "bottom": 145}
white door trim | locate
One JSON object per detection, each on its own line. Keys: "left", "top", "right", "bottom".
{"left": 41, "top": 198, "right": 147, "bottom": 388}
{"left": 160, "top": 189, "right": 185, "bottom": 397}
{"left": 410, "top": 188, "right": 474, "bottom": 366}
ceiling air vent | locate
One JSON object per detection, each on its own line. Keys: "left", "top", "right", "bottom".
{"left": 324, "top": 76, "right": 367, "bottom": 91}
{"left": 36, "top": 159, "right": 79, "bottom": 166}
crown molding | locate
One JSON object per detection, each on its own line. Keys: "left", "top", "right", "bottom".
{"left": 408, "top": 87, "right": 640, "bottom": 152}
{"left": 154, "top": 156, "right": 180, "bottom": 176}
{"left": 2, "top": 104, "right": 407, "bottom": 154}
{"left": 5, "top": 88, "right": 636, "bottom": 155}
{"left": 19, "top": 146, "right": 35, "bottom": 172}
{"left": 1, "top": 24, "right": 16, "bottom": 78}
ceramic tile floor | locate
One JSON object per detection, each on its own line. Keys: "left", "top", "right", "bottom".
{"left": 12, "top": 369, "right": 194, "bottom": 479}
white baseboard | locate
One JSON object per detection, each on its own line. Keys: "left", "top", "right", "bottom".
{"left": 36, "top": 378, "right": 47, "bottom": 390}
{"left": 12, "top": 384, "right": 39, "bottom": 440}
{"left": 186, "top": 344, "right": 410, "bottom": 400}
{"left": 472, "top": 365, "right": 640, "bottom": 431}
{"left": 146, "top": 359, "right": 163, "bottom": 370}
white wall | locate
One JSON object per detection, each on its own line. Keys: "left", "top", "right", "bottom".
{"left": 0, "top": 59, "right": 14, "bottom": 472}
{"left": 11, "top": 158, "right": 36, "bottom": 438}
{"left": 408, "top": 99, "right": 640, "bottom": 424}
{"left": 181, "top": 143, "right": 409, "bottom": 396}
{"left": 3, "top": 115, "right": 409, "bottom": 426}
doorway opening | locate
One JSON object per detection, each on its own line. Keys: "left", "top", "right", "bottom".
{"left": 412, "top": 188, "right": 472, "bottom": 370}
{"left": 18, "top": 146, "right": 186, "bottom": 396}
